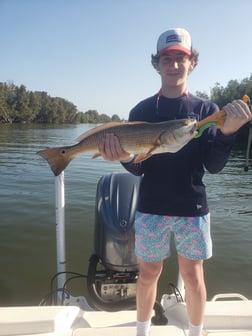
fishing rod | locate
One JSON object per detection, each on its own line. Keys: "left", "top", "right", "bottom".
{"left": 195, "top": 95, "right": 250, "bottom": 138}
{"left": 244, "top": 96, "right": 252, "bottom": 171}
{"left": 244, "top": 125, "right": 252, "bottom": 171}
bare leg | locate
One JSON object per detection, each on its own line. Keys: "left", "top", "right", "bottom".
{"left": 136, "top": 259, "right": 163, "bottom": 321}
{"left": 178, "top": 255, "right": 206, "bottom": 326}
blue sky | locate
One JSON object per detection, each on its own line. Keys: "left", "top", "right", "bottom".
{"left": 1, "top": 0, "right": 252, "bottom": 119}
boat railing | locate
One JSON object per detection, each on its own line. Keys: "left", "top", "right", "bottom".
{"left": 211, "top": 293, "right": 249, "bottom": 301}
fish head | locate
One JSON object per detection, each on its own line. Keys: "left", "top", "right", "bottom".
{"left": 159, "top": 118, "right": 197, "bottom": 152}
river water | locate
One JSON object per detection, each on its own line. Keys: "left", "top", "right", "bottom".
{"left": 0, "top": 123, "right": 251, "bottom": 306}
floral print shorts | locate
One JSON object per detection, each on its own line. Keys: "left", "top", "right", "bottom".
{"left": 134, "top": 211, "right": 212, "bottom": 262}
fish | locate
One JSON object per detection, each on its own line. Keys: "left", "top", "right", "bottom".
{"left": 37, "top": 119, "right": 197, "bottom": 176}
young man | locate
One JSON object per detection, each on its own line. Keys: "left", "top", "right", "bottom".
{"left": 98, "top": 28, "right": 251, "bottom": 336}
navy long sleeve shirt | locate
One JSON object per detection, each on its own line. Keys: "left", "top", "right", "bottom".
{"left": 122, "top": 93, "right": 235, "bottom": 217}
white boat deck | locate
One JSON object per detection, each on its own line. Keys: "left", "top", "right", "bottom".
{"left": 162, "top": 295, "right": 252, "bottom": 330}
{"left": 73, "top": 326, "right": 185, "bottom": 336}
{"left": 73, "top": 327, "right": 252, "bottom": 336}
{"left": 1, "top": 298, "right": 252, "bottom": 336}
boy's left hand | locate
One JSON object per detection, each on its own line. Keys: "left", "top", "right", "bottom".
{"left": 221, "top": 99, "right": 252, "bottom": 136}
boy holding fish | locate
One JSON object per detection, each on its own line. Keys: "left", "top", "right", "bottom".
{"left": 99, "top": 28, "right": 251, "bottom": 336}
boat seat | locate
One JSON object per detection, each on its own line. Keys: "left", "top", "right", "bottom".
{"left": 0, "top": 306, "right": 80, "bottom": 336}
{"left": 204, "top": 300, "right": 252, "bottom": 329}
{"left": 162, "top": 297, "right": 252, "bottom": 330}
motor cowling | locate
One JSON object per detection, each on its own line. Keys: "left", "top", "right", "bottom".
{"left": 94, "top": 172, "right": 141, "bottom": 271}
{"left": 87, "top": 173, "right": 141, "bottom": 311}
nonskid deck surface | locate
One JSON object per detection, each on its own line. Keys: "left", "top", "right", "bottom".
{"left": 72, "top": 328, "right": 252, "bottom": 336}
{"left": 81, "top": 310, "right": 136, "bottom": 328}
{"left": 73, "top": 326, "right": 185, "bottom": 336}
{"left": 204, "top": 332, "right": 252, "bottom": 336}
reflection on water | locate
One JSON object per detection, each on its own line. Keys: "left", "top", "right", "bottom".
{"left": 0, "top": 123, "right": 251, "bottom": 305}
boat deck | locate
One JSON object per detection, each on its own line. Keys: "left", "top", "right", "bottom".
{"left": 74, "top": 327, "right": 252, "bottom": 336}
{"left": 1, "top": 299, "right": 252, "bottom": 336}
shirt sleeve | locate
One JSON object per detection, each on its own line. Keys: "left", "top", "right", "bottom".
{"left": 200, "top": 126, "right": 236, "bottom": 173}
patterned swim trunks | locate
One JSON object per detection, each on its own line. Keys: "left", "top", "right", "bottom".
{"left": 135, "top": 211, "right": 212, "bottom": 262}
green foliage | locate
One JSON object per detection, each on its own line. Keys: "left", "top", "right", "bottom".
{"left": 195, "top": 74, "right": 252, "bottom": 145}
{"left": 0, "top": 82, "right": 122, "bottom": 124}
{"left": 111, "top": 114, "right": 121, "bottom": 122}
{"left": 209, "top": 74, "right": 252, "bottom": 144}
{"left": 195, "top": 91, "right": 209, "bottom": 100}
{"left": 1, "top": 74, "right": 251, "bottom": 131}
{"left": 210, "top": 75, "right": 252, "bottom": 107}
{"left": 195, "top": 73, "right": 252, "bottom": 106}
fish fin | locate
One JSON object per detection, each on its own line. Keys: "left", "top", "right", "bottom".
{"left": 92, "top": 152, "right": 102, "bottom": 159}
{"left": 133, "top": 153, "right": 153, "bottom": 163}
{"left": 133, "top": 141, "right": 162, "bottom": 163}
{"left": 127, "top": 121, "right": 149, "bottom": 124}
{"left": 37, "top": 147, "right": 72, "bottom": 176}
{"left": 76, "top": 122, "right": 123, "bottom": 142}
{"left": 133, "top": 144, "right": 160, "bottom": 163}
{"left": 76, "top": 121, "right": 149, "bottom": 142}
{"left": 147, "top": 144, "right": 160, "bottom": 154}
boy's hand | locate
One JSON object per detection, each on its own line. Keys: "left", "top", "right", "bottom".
{"left": 221, "top": 99, "right": 251, "bottom": 135}
{"left": 98, "top": 133, "right": 132, "bottom": 162}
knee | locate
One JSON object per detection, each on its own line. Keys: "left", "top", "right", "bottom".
{"left": 181, "top": 267, "right": 206, "bottom": 293}
{"left": 179, "top": 258, "right": 205, "bottom": 291}
{"left": 138, "top": 261, "right": 163, "bottom": 285}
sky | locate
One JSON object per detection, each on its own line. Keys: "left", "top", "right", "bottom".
{"left": 1, "top": 0, "right": 252, "bottom": 120}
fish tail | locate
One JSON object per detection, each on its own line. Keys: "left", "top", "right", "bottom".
{"left": 37, "top": 147, "right": 72, "bottom": 176}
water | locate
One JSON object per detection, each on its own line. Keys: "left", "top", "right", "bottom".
{"left": 0, "top": 123, "right": 251, "bottom": 306}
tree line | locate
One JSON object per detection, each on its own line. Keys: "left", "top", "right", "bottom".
{"left": 0, "top": 82, "right": 121, "bottom": 124}
{"left": 196, "top": 74, "right": 252, "bottom": 144}
{"left": 196, "top": 74, "right": 252, "bottom": 108}
{"left": 0, "top": 75, "right": 251, "bottom": 141}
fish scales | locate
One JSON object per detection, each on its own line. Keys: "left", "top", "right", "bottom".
{"left": 77, "top": 123, "right": 165, "bottom": 153}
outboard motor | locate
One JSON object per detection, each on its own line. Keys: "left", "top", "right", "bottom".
{"left": 87, "top": 173, "right": 141, "bottom": 311}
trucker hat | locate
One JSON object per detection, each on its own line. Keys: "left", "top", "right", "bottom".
{"left": 156, "top": 28, "right": 192, "bottom": 56}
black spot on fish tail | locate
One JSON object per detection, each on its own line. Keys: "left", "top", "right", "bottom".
{"left": 37, "top": 147, "right": 72, "bottom": 176}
